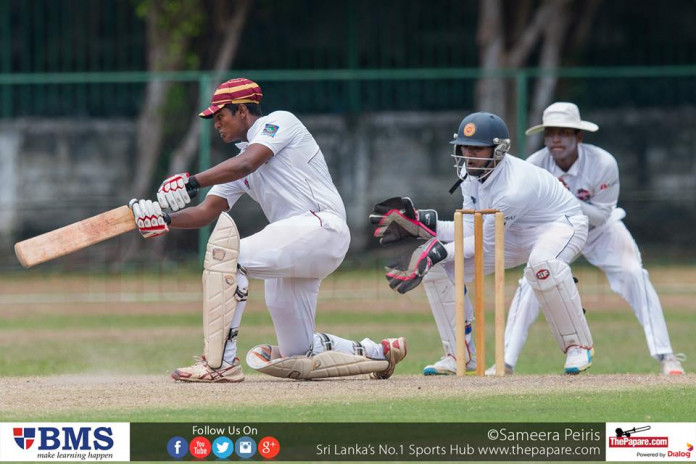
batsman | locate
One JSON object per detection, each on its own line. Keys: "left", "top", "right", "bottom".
{"left": 371, "top": 112, "right": 595, "bottom": 374}
{"left": 129, "top": 78, "right": 406, "bottom": 382}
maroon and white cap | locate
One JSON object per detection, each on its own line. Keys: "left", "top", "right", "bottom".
{"left": 199, "top": 77, "right": 263, "bottom": 118}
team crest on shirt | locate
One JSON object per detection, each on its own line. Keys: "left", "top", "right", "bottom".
{"left": 262, "top": 124, "right": 279, "bottom": 137}
{"left": 576, "top": 189, "right": 591, "bottom": 201}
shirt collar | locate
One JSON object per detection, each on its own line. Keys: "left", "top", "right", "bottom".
{"left": 246, "top": 116, "right": 265, "bottom": 141}
{"left": 235, "top": 116, "right": 266, "bottom": 151}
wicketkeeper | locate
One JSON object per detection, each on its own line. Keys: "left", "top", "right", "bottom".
{"left": 371, "top": 112, "right": 595, "bottom": 375}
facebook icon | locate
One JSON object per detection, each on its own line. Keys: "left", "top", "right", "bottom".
{"left": 167, "top": 436, "right": 188, "bottom": 459}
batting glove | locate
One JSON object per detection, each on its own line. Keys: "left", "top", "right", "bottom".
{"left": 129, "top": 199, "right": 170, "bottom": 239}
{"left": 370, "top": 197, "right": 438, "bottom": 245}
{"left": 157, "top": 172, "right": 199, "bottom": 212}
{"left": 385, "top": 238, "right": 447, "bottom": 294}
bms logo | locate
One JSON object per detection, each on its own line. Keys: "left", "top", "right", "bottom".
{"left": 13, "top": 426, "right": 114, "bottom": 451}
{"left": 13, "top": 428, "right": 36, "bottom": 450}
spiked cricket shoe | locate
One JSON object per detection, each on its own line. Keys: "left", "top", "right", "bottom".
{"left": 423, "top": 354, "right": 476, "bottom": 375}
{"left": 171, "top": 356, "right": 244, "bottom": 383}
{"left": 564, "top": 347, "right": 594, "bottom": 375}
{"left": 659, "top": 353, "right": 685, "bottom": 376}
{"left": 371, "top": 337, "right": 407, "bottom": 379}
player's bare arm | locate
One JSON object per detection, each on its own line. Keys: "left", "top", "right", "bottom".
{"left": 168, "top": 195, "right": 230, "bottom": 230}
{"left": 194, "top": 144, "right": 274, "bottom": 187}
{"left": 156, "top": 145, "right": 273, "bottom": 213}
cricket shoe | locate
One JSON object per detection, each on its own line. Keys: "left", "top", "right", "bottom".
{"left": 564, "top": 347, "right": 594, "bottom": 375}
{"left": 659, "top": 353, "right": 685, "bottom": 376}
{"left": 371, "top": 337, "right": 407, "bottom": 380}
{"left": 423, "top": 354, "right": 476, "bottom": 375}
{"left": 484, "top": 363, "right": 515, "bottom": 376}
{"left": 171, "top": 356, "right": 244, "bottom": 383}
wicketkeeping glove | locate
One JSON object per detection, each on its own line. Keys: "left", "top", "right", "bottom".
{"left": 369, "top": 197, "right": 437, "bottom": 245}
{"left": 157, "top": 172, "right": 200, "bottom": 212}
{"left": 129, "top": 199, "right": 170, "bottom": 239}
{"left": 385, "top": 238, "right": 447, "bottom": 294}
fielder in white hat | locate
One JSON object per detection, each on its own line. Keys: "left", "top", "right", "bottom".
{"left": 489, "top": 102, "right": 685, "bottom": 376}
{"left": 525, "top": 102, "right": 599, "bottom": 135}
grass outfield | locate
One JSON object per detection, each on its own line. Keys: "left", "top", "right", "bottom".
{"left": 1, "top": 264, "right": 694, "bottom": 422}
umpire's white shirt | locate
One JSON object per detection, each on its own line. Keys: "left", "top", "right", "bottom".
{"left": 526, "top": 143, "right": 620, "bottom": 228}
{"left": 209, "top": 110, "right": 347, "bottom": 222}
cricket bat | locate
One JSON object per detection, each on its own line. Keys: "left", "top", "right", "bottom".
{"left": 15, "top": 184, "right": 196, "bottom": 268}
{"left": 14, "top": 205, "right": 137, "bottom": 268}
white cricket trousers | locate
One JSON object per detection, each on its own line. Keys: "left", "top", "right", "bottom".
{"left": 239, "top": 210, "right": 350, "bottom": 357}
{"left": 434, "top": 214, "right": 588, "bottom": 357}
{"left": 504, "top": 209, "right": 673, "bottom": 366}
{"left": 441, "top": 214, "right": 587, "bottom": 283}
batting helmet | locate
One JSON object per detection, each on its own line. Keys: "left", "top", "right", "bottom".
{"left": 450, "top": 112, "right": 509, "bottom": 146}
{"left": 450, "top": 112, "right": 511, "bottom": 180}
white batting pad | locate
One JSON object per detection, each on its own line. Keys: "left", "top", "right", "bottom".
{"left": 203, "top": 213, "right": 242, "bottom": 369}
{"left": 524, "top": 259, "right": 593, "bottom": 352}
{"left": 246, "top": 344, "right": 389, "bottom": 379}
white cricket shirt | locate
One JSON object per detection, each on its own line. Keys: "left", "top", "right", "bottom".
{"left": 526, "top": 143, "right": 619, "bottom": 228}
{"left": 208, "top": 111, "right": 347, "bottom": 222}
{"left": 442, "top": 154, "right": 582, "bottom": 258}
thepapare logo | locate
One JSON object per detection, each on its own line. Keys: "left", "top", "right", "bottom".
{"left": 13, "top": 428, "right": 36, "bottom": 450}
{"left": 25, "top": 426, "right": 115, "bottom": 451}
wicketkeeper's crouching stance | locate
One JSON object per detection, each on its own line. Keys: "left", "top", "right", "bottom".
{"left": 128, "top": 77, "right": 406, "bottom": 382}
{"left": 371, "top": 112, "right": 595, "bottom": 375}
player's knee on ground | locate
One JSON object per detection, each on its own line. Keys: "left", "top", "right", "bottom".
{"left": 246, "top": 344, "right": 389, "bottom": 379}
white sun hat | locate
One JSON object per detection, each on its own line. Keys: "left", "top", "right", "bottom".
{"left": 525, "top": 102, "right": 599, "bottom": 135}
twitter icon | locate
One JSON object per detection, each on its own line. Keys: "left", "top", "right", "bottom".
{"left": 212, "top": 436, "right": 234, "bottom": 459}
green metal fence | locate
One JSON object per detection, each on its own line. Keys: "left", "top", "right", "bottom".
{"left": 5, "top": 1, "right": 695, "bottom": 73}
{"left": 2, "top": 67, "right": 696, "bottom": 263}
{"left": 3, "top": 0, "right": 696, "bottom": 118}
{"left": 3, "top": 65, "right": 696, "bottom": 151}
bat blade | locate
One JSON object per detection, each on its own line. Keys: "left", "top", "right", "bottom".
{"left": 14, "top": 205, "right": 136, "bottom": 268}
